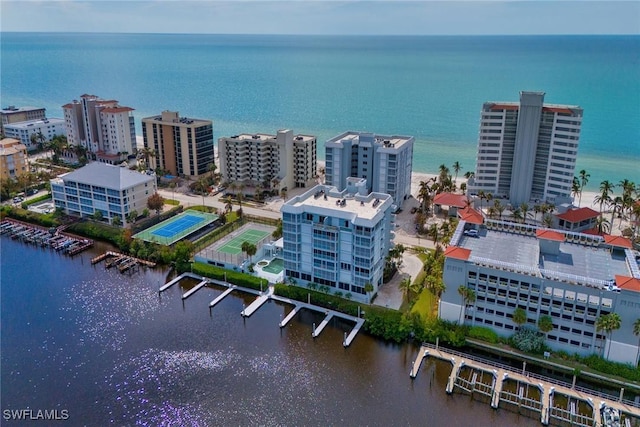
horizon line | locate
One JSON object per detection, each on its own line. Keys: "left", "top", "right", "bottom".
{"left": 3, "top": 31, "right": 639, "bottom": 37}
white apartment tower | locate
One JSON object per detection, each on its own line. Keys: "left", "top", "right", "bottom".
{"left": 468, "top": 92, "right": 582, "bottom": 206}
{"left": 62, "top": 94, "right": 136, "bottom": 164}
{"left": 218, "top": 129, "right": 317, "bottom": 193}
{"left": 325, "top": 131, "right": 414, "bottom": 209}
{"left": 281, "top": 181, "right": 394, "bottom": 304}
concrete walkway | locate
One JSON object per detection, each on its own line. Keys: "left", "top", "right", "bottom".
{"left": 373, "top": 251, "right": 424, "bottom": 310}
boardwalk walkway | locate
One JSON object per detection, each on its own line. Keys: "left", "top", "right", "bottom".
{"left": 411, "top": 342, "right": 640, "bottom": 426}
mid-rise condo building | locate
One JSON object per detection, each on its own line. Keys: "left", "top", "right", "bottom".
{"left": 142, "top": 111, "right": 214, "bottom": 178}
{"left": 51, "top": 162, "right": 157, "bottom": 226}
{"left": 0, "top": 138, "right": 28, "bottom": 180}
{"left": 440, "top": 219, "right": 640, "bottom": 364}
{"left": 62, "top": 94, "right": 136, "bottom": 164}
{"left": 281, "top": 180, "right": 394, "bottom": 303}
{"left": 325, "top": 131, "right": 414, "bottom": 209}
{"left": 219, "top": 129, "right": 317, "bottom": 193}
{"left": 467, "top": 92, "right": 582, "bottom": 206}
{"left": 3, "top": 118, "right": 65, "bottom": 151}
{"left": 1, "top": 106, "right": 46, "bottom": 134}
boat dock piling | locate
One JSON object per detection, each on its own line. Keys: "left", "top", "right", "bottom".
{"left": 411, "top": 342, "right": 640, "bottom": 427}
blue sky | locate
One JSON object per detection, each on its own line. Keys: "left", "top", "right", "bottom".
{"left": 1, "top": 1, "right": 639, "bottom": 35}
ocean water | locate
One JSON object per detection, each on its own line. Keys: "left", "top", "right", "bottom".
{"left": 1, "top": 32, "right": 638, "bottom": 189}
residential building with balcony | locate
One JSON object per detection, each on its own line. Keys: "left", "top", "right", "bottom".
{"left": 142, "top": 111, "right": 214, "bottom": 178}
{"left": 218, "top": 129, "right": 316, "bottom": 194}
{"left": 281, "top": 180, "right": 394, "bottom": 303}
{"left": 62, "top": 94, "right": 136, "bottom": 164}
{"left": 3, "top": 118, "right": 65, "bottom": 151}
{"left": 467, "top": 91, "right": 582, "bottom": 207}
{"left": 50, "top": 162, "right": 156, "bottom": 226}
{"left": 1, "top": 105, "right": 46, "bottom": 134}
{"left": 0, "top": 138, "right": 28, "bottom": 180}
{"left": 325, "top": 131, "right": 414, "bottom": 210}
{"left": 440, "top": 219, "right": 640, "bottom": 364}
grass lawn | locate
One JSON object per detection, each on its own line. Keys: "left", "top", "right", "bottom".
{"left": 411, "top": 288, "right": 438, "bottom": 320}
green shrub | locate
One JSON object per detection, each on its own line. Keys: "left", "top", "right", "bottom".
{"left": 189, "top": 262, "right": 266, "bottom": 291}
{"left": 468, "top": 326, "right": 500, "bottom": 344}
{"left": 20, "top": 194, "right": 52, "bottom": 208}
{"left": 581, "top": 354, "right": 640, "bottom": 382}
{"left": 510, "top": 327, "right": 546, "bottom": 354}
{"left": 1, "top": 206, "right": 59, "bottom": 228}
{"left": 165, "top": 199, "right": 180, "bottom": 206}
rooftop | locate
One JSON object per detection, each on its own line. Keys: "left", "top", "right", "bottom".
{"left": 53, "top": 162, "right": 154, "bottom": 190}
{"left": 434, "top": 192, "right": 469, "bottom": 208}
{"left": 220, "top": 131, "right": 314, "bottom": 143}
{"left": 0, "top": 138, "right": 26, "bottom": 155}
{"left": 326, "top": 131, "right": 413, "bottom": 150}
{"left": 1, "top": 106, "right": 45, "bottom": 114}
{"left": 3, "top": 118, "right": 64, "bottom": 129}
{"left": 449, "top": 220, "right": 635, "bottom": 291}
{"left": 282, "top": 184, "right": 392, "bottom": 221}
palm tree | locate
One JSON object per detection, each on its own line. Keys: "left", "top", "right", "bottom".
{"left": 452, "top": 161, "right": 462, "bottom": 184}
{"left": 457, "top": 285, "right": 476, "bottom": 324}
{"left": 511, "top": 208, "right": 523, "bottom": 223}
{"left": 596, "top": 313, "right": 622, "bottom": 359}
{"left": 478, "top": 190, "right": 486, "bottom": 213}
{"left": 633, "top": 319, "right": 640, "bottom": 366}
{"left": 223, "top": 194, "right": 233, "bottom": 213}
{"left": 30, "top": 131, "right": 46, "bottom": 150}
{"left": 578, "top": 169, "right": 590, "bottom": 207}
{"left": 364, "top": 282, "right": 374, "bottom": 300}
{"left": 538, "top": 315, "right": 553, "bottom": 340}
{"left": 493, "top": 199, "right": 505, "bottom": 220}
{"left": 464, "top": 171, "right": 475, "bottom": 180}
{"left": 513, "top": 307, "right": 527, "bottom": 330}
{"left": 418, "top": 180, "right": 431, "bottom": 213}
{"left": 595, "top": 215, "right": 611, "bottom": 234}
{"left": 610, "top": 196, "right": 624, "bottom": 228}
{"left": 139, "top": 146, "right": 156, "bottom": 169}
{"left": 46, "top": 134, "right": 68, "bottom": 164}
{"left": 241, "top": 241, "right": 257, "bottom": 264}
{"left": 197, "top": 177, "right": 208, "bottom": 207}
{"left": 594, "top": 180, "right": 614, "bottom": 214}
{"left": 400, "top": 277, "right": 412, "bottom": 301}
{"left": 572, "top": 176, "right": 581, "bottom": 204}
{"left": 427, "top": 223, "right": 440, "bottom": 244}
{"left": 520, "top": 202, "right": 531, "bottom": 224}
{"left": 208, "top": 161, "right": 217, "bottom": 184}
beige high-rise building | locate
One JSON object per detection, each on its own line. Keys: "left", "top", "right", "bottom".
{"left": 218, "top": 129, "right": 317, "bottom": 194}
{"left": 0, "top": 138, "right": 28, "bottom": 180}
{"left": 141, "top": 111, "right": 214, "bottom": 178}
{"left": 62, "top": 94, "right": 136, "bottom": 164}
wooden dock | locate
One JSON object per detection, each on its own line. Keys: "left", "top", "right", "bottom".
{"left": 411, "top": 342, "right": 640, "bottom": 427}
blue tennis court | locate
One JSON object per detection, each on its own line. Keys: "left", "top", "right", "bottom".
{"left": 152, "top": 214, "right": 204, "bottom": 237}
{"left": 133, "top": 210, "right": 218, "bottom": 245}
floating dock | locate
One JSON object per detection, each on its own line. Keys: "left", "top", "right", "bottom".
{"left": 411, "top": 342, "right": 640, "bottom": 427}
{"left": 158, "top": 275, "right": 366, "bottom": 347}
{"left": 182, "top": 279, "right": 209, "bottom": 299}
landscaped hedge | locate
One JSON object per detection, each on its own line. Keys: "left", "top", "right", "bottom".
{"left": 66, "top": 221, "right": 123, "bottom": 246}
{"left": 467, "top": 325, "right": 500, "bottom": 344}
{"left": 189, "top": 262, "right": 265, "bottom": 291}
{"left": 0, "top": 206, "right": 59, "bottom": 228}
{"left": 580, "top": 354, "right": 640, "bottom": 382}
{"left": 21, "top": 194, "right": 52, "bottom": 209}
{"left": 274, "top": 284, "right": 360, "bottom": 317}
{"left": 165, "top": 199, "right": 180, "bottom": 206}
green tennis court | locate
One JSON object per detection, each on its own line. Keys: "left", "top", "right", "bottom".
{"left": 217, "top": 229, "right": 271, "bottom": 254}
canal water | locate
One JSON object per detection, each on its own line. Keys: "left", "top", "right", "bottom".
{"left": 1, "top": 237, "right": 540, "bottom": 426}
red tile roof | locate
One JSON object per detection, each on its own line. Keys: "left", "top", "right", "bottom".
{"left": 603, "top": 235, "right": 633, "bottom": 249}
{"left": 582, "top": 227, "right": 604, "bottom": 236}
{"left": 458, "top": 206, "right": 484, "bottom": 225}
{"left": 615, "top": 275, "right": 640, "bottom": 293}
{"left": 434, "top": 192, "right": 469, "bottom": 208}
{"left": 489, "top": 103, "right": 519, "bottom": 111}
{"left": 555, "top": 207, "right": 599, "bottom": 223}
{"left": 536, "top": 229, "right": 565, "bottom": 242}
{"left": 543, "top": 106, "right": 574, "bottom": 114}
{"left": 444, "top": 246, "right": 471, "bottom": 261}
{"left": 101, "top": 107, "right": 134, "bottom": 114}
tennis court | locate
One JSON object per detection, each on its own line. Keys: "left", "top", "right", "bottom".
{"left": 133, "top": 210, "right": 218, "bottom": 245}
{"left": 217, "top": 229, "right": 271, "bottom": 254}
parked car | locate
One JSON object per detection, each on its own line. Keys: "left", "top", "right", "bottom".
{"left": 464, "top": 229, "right": 479, "bottom": 238}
